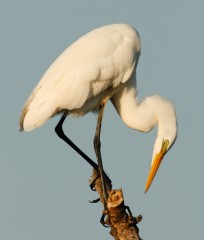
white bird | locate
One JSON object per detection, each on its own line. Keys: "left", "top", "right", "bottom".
{"left": 19, "top": 24, "right": 177, "bottom": 193}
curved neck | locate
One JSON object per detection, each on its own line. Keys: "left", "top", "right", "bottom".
{"left": 111, "top": 80, "right": 158, "bottom": 133}
{"left": 111, "top": 77, "right": 177, "bottom": 166}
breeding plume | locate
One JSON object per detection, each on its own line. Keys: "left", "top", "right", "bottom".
{"left": 19, "top": 24, "right": 177, "bottom": 194}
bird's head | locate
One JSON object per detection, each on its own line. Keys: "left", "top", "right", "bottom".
{"left": 144, "top": 96, "right": 177, "bottom": 193}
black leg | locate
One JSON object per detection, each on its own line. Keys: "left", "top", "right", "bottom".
{"left": 55, "top": 112, "right": 98, "bottom": 169}
{"left": 94, "top": 99, "right": 109, "bottom": 207}
{"left": 55, "top": 111, "right": 112, "bottom": 201}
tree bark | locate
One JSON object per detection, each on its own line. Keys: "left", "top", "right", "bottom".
{"left": 89, "top": 169, "right": 143, "bottom": 240}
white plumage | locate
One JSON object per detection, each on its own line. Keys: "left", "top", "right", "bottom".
{"left": 19, "top": 24, "right": 177, "bottom": 192}
{"left": 20, "top": 24, "right": 140, "bottom": 131}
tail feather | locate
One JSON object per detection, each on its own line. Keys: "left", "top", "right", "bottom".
{"left": 19, "top": 106, "right": 28, "bottom": 131}
{"left": 19, "top": 96, "right": 59, "bottom": 131}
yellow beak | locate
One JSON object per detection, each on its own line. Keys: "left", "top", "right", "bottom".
{"left": 144, "top": 140, "right": 169, "bottom": 193}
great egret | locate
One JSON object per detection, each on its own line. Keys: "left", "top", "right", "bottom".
{"left": 19, "top": 24, "right": 177, "bottom": 196}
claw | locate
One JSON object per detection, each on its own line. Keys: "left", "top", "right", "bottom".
{"left": 100, "top": 213, "right": 109, "bottom": 228}
{"left": 89, "top": 174, "right": 100, "bottom": 191}
{"left": 89, "top": 181, "right": 97, "bottom": 191}
{"left": 89, "top": 168, "right": 112, "bottom": 192}
{"left": 88, "top": 198, "right": 100, "bottom": 203}
{"left": 124, "top": 205, "right": 133, "bottom": 218}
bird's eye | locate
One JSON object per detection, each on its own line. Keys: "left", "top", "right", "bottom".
{"left": 164, "top": 139, "right": 169, "bottom": 145}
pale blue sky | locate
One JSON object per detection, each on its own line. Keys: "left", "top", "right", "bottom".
{"left": 1, "top": 1, "right": 203, "bottom": 239}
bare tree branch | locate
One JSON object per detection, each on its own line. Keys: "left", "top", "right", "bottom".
{"left": 89, "top": 169, "right": 143, "bottom": 240}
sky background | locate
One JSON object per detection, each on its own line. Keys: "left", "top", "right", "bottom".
{"left": 1, "top": 0, "right": 203, "bottom": 239}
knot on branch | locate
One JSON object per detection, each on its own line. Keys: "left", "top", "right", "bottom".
{"left": 107, "top": 189, "right": 124, "bottom": 208}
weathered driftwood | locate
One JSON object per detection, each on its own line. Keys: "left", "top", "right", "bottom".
{"left": 89, "top": 169, "right": 142, "bottom": 240}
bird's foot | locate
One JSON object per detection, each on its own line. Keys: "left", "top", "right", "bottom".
{"left": 89, "top": 168, "right": 112, "bottom": 192}
{"left": 88, "top": 170, "right": 104, "bottom": 203}
{"left": 89, "top": 168, "right": 111, "bottom": 205}
{"left": 89, "top": 174, "right": 100, "bottom": 191}
{"left": 100, "top": 209, "right": 110, "bottom": 227}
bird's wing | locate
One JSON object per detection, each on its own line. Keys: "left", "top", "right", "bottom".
{"left": 20, "top": 24, "right": 140, "bottom": 131}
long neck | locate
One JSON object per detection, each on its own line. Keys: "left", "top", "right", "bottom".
{"left": 111, "top": 77, "right": 177, "bottom": 166}
{"left": 111, "top": 80, "right": 159, "bottom": 133}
